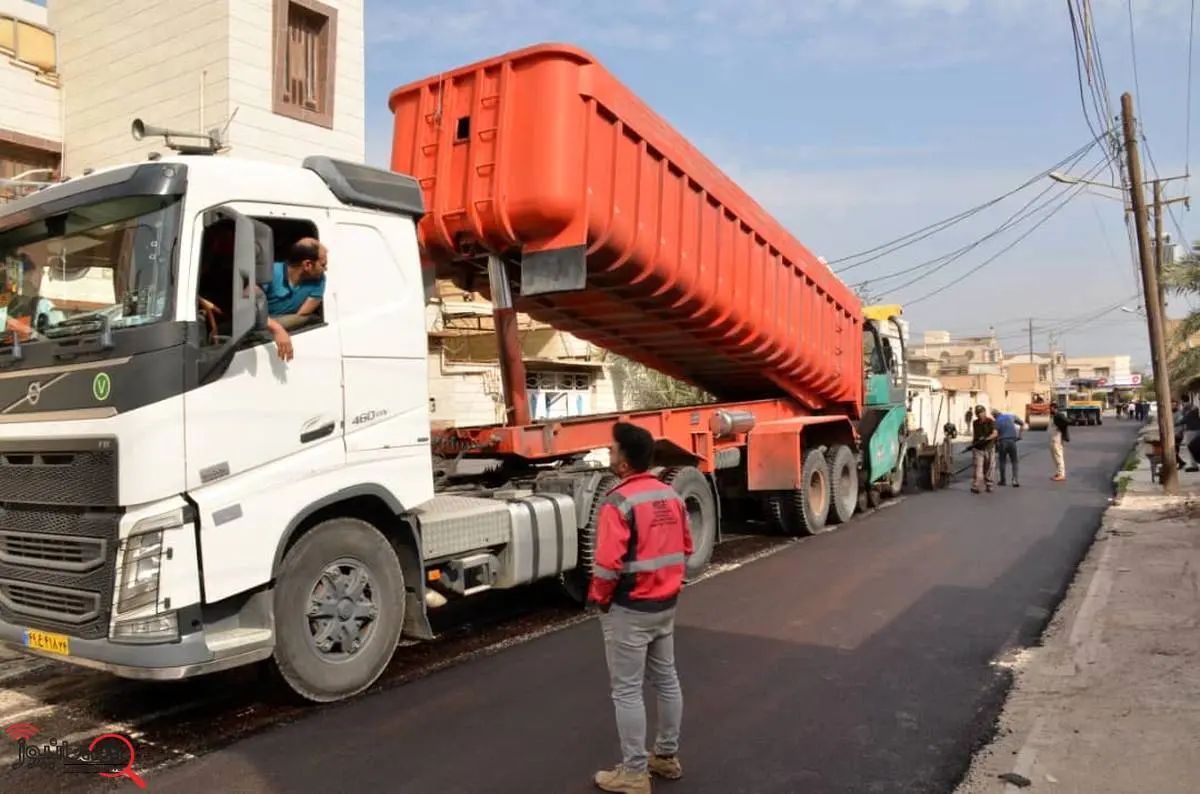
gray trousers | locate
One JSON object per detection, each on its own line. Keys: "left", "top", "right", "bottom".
{"left": 600, "top": 603, "right": 683, "bottom": 773}
{"left": 997, "top": 438, "right": 1019, "bottom": 482}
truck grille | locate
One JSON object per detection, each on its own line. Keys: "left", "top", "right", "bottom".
{"left": 0, "top": 531, "right": 107, "bottom": 572}
{"left": 0, "top": 437, "right": 119, "bottom": 507}
{"left": 0, "top": 504, "right": 120, "bottom": 640}
{"left": 0, "top": 580, "right": 100, "bottom": 624}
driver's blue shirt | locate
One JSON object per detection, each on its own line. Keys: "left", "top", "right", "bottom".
{"left": 259, "top": 261, "right": 325, "bottom": 316}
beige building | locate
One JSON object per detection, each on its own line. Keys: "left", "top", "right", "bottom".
{"left": 0, "top": 0, "right": 60, "bottom": 196}
{"left": 909, "top": 329, "right": 1005, "bottom": 377}
{"left": 426, "top": 280, "right": 621, "bottom": 428}
{"left": 1, "top": 0, "right": 365, "bottom": 185}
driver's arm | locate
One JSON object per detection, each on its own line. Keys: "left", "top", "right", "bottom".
{"left": 296, "top": 297, "right": 322, "bottom": 317}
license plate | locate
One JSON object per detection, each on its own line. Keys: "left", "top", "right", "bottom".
{"left": 23, "top": 629, "right": 70, "bottom": 656}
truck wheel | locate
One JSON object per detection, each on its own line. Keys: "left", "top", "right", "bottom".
{"left": 826, "top": 444, "right": 858, "bottom": 525}
{"left": 661, "top": 466, "right": 717, "bottom": 581}
{"left": 560, "top": 473, "right": 620, "bottom": 604}
{"left": 271, "top": 518, "right": 406, "bottom": 703}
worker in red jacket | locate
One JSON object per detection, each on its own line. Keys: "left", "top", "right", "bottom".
{"left": 588, "top": 422, "right": 694, "bottom": 794}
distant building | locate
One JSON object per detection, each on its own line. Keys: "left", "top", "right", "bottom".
{"left": 1, "top": 0, "right": 366, "bottom": 187}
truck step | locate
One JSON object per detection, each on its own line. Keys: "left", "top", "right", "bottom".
{"left": 206, "top": 627, "right": 273, "bottom": 654}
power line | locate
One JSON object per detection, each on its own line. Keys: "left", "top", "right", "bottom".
{"left": 1126, "top": 0, "right": 1146, "bottom": 123}
{"left": 850, "top": 147, "right": 1093, "bottom": 289}
{"left": 1187, "top": 0, "right": 1196, "bottom": 186}
{"left": 829, "top": 138, "right": 1101, "bottom": 271}
{"left": 898, "top": 157, "right": 1111, "bottom": 306}
{"left": 1141, "top": 134, "right": 1192, "bottom": 245}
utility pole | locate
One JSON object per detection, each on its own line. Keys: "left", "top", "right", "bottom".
{"left": 1122, "top": 92, "right": 1178, "bottom": 493}
{"left": 1028, "top": 318, "right": 1035, "bottom": 362}
{"left": 1153, "top": 180, "right": 1167, "bottom": 315}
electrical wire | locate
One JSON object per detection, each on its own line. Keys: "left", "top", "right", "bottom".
{"left": 1068, "top": 0, "right": 1122, "bottom": 185}
{"left": 1141, "top": 135, "right": 1192, "bottom": 246}
{"left": 1187, "top": 0, "right": 1196, "bottom": 187}
{"left": 896, "top": 157, "right": 1111, "bottom": 306}
{"left": 829, "top": 138, "right": 1101, "bottom": 271}
{"left": 850, "top": 144, "right": 1095, "bottom": 290}
{"left": 1126, "top": 0, "right": 1146, "bottom": 123}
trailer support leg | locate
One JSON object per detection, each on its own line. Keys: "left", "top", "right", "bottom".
{"left": 487, "top": 254, "right": 531, "bottom": 426}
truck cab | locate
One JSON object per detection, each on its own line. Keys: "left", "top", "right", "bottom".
{"left": 0, "top": 151, "right": 439, "bottom": 700}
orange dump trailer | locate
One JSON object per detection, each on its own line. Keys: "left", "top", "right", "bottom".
{"left": 389, "top": 43, "right": 863, "bottom": 415}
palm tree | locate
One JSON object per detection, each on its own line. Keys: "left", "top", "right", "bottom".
{"left": 1160, "top": 240, "right": 1200, "bottom": 394}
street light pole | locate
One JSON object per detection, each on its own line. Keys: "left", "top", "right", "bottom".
{"left": 1121, "top": 92, "right": 1178, "bottom": 493}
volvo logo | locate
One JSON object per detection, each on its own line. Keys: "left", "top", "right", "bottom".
{"left": 0, "top": 372, "right": 69, "bottom": 415}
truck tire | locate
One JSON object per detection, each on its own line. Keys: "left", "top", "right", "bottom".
{"left": 826, "top": 444, "right": 858, "bottom": 525}
{"left": 764, "top": 448, "right": 832, "bottom": 535}
{"left": 661, "top": 466, "right": 717, "bottom": 581}
{"left": 559, "top": 473, "right": 621, "bottom": 605}
{"left": 270, "top": 517, "right": 406, "bottom": 703}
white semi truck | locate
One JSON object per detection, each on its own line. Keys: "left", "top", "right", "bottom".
{"left": 0, "top": 126, "right": 727, "bottom": 705}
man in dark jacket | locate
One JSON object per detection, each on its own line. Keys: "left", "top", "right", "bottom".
{"left": 1050, "top": 401, "right": 1071, "bottom": 481}
{"left": 589, "top": 422, "right": 694, "bottom": 793}
{"left": 971, "top": 405, "right": 999, "bottom": 493}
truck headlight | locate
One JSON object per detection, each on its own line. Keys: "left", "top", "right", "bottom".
{"left": 116, "top": 507, "right": 191, "bottom": 615}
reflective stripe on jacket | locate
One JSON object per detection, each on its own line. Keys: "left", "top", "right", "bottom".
{"left": 587, "top": 471, "right": 694, "bottom": 613}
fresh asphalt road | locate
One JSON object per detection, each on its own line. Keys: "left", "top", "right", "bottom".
{"left": 134, "top": 421, "right": 1139, "bottom": 794}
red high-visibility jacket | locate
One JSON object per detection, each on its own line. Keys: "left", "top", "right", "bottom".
{"left": 587, "top": 472, "right": 694, "bottom": 612}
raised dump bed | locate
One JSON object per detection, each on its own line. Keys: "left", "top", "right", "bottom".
{"left": 389, "top": 43, "right": 863, "bottom": 415}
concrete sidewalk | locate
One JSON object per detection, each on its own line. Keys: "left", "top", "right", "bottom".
{"left": 955, "top": 428, "right": 1200, "bottom": 793}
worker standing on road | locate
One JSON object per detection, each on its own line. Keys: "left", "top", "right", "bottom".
{"left": 991, "top": 408, "right": 1025, "bottom": 487}
{"left": 1049, "top": 401, "right": 1071, "bottom": 481}
{"left": 588, "top": 422, "right": 694, "bottom": 794}
{"left": 970, "top": 405, "right": 999, "bottom": 494}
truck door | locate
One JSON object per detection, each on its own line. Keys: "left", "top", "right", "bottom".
{"left": 183, "top": 203, "right": 345, "bottom": 603}
{"left": 329, "top": 210, "right": 432, "bottom": 477}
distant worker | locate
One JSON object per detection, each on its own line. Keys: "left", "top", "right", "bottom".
{"left": 1049, "top": 401, "right": 1070, "bottom": 481}
{"left": 991, "top": 408, "right": 1025, "bottom": 487}
{"left": 588, "top": 422, "right": 693, "bottom": 794}
{"left": 970, "top": 405, "right": 999, "bottom": 494}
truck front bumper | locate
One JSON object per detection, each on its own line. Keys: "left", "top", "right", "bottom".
{"left": 0, "top": 619, "right": 274, "bottom": 681}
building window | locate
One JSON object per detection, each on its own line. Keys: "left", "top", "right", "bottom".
{"left": 526, "top": 370, "right": 594, "bottom": 420}
{"left": 0, "top": 16, "right": 57, "bottom": 76}
{"left": 272, "top": 0, "right": 338, "bottom": 129}
{"left": 1095, "top": 367, "right": 1110, "bottom": 379}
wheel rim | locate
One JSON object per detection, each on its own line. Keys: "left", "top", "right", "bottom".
{"left": 808, "top": 468, "right": 828, "bottom": 515}
{"left": 305, "top": 557, "right": 381, "bottom": 661}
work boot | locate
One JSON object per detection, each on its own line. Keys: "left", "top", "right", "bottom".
{"left": 594, "top": 764, "right": 651, "bottom": 794}
{"left": 648, "top": 754, "right": 682, "bottom": 780}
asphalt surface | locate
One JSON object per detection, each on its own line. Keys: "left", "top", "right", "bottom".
{"left": 131, "top": 421, "right": 1136, "bottom": 794}
{"left": 0, "top": 421, "right": 1138, "bottom": 793}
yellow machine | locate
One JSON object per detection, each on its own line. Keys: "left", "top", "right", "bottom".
{"left": 1060, "top": 379, "right": 1104, "bottom": 426}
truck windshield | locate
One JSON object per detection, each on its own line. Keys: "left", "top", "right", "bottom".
{"left": 0, "top": 194, "right": 181, "bottom": 346}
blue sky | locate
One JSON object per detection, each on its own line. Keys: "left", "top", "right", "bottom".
{"left": 361, "top": 0, "right": 1197, "bottom": 366}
